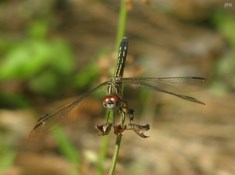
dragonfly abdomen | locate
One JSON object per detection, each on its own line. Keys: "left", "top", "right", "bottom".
{"left": 114, "top": 37, "right": 128, "bottom": 77}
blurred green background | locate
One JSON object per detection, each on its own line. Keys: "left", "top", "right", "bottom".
{"left": 0, "top": 0, "right": 235, "bottom": 175}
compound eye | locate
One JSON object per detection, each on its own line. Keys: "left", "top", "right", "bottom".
{"left": 103, "top": 102, "right": 115, "bottom": 109}
{"left": 103, "top": 95, "right": 120, "bottom": 109}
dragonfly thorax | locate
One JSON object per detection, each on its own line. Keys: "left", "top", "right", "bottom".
{"left": 103, "top": 94, "right": 121, "bottom": 109}
{"left": 107, "top": 77, "right": 122, "bottom": 95}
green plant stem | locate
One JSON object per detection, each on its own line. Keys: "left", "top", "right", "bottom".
{"left": 108, "top": 111, "right": 126, "bottom": 175}
{"left": 97, "top": 1, "right": 127, "bottom": 174}
{"left": 115, "top": 0, "right": 127, "bottom": 51}
{"left": 108, "top": 1, "right": 127, "bottom": 174}
{"left": 108, "top": 135, "right": 122, "bottom": 175}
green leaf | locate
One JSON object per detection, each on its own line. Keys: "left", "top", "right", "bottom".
{"left": 74, "top": 62, "right": 100, "bottom": 89}
{"left": 52, "top": 126, "right": 80, "bottom": 165}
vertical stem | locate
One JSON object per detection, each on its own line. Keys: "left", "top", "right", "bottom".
{"left": 115, "top": 0, "right": 127, "bottom": 51}
{"left": 97, "top": 1, "right": 127, "bottom": 174}
{"left": 108, "top": 1, "right": 127, "bottom": 175}
{"left": 108, "top": 112, "right": 125, "bottom": 175}
{"left": 108, "top": 135, "right": 122, "bottom": 175}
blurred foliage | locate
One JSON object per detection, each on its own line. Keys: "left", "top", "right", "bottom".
{"left": 213, "top": 11, "right": 235, "bottom": 46}
{"left": 0, "top": 20, "right": 100, "bottom": 107}
{"left": 0, "top": 137, "right": 16, "bottom": 172}
{"left": 0, "top": 93, "right": 30, "bottom": 108}
{"left": 0, "top": 148, "right": 16, "bottom": 170}
{"left": 0, "top": 21, "right": 74, "bottom": 90}
{"left": 52, "top": 126, "right": 81, "bottom": 175}
{"left": 212, "top": 11, "right": 235, "bottom": 92}
{"left": 0, "top": 151, "right": 16, "bottom": 173}
{"left": 74, "top": 62, "right": 100, "bottom": 89}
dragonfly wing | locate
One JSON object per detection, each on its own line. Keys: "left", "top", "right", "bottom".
{"left": 121, "top": 77, "right": 206, "bottom": 105}
{"left": 29, "top": 81, "right": 108, "bottom": 137}
{"left": 122, "top": 77, "right": 207, "bottom": 93}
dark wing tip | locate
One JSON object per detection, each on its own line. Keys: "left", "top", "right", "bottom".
{"left": 191, "top": 77, "right": 208, "bottom": 85}
{"left": 184, "top": 95, "right": 206, "bottom": 105}
{"left": 191, "top": 77, "right": 205, "bottom": 80}
{"left": 37, "top": 113, "right": 49, "bottom": 122}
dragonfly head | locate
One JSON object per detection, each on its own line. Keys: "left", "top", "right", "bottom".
{"left": 103, "top": 94, "right": 120, "bottom": 109}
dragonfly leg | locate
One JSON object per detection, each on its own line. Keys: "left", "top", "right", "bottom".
{"left": 119, "top": 99, "right": 135, "bottom": 124}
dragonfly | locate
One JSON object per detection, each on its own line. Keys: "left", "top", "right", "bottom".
{"left": 30, "top": 37, "right": 206, "bottom": 138}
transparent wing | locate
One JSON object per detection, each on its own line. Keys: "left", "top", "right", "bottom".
{"left": 29, "top": 81, "right": 108, "bottom": 137}
{"left": 120, "top": 77, "right": 207, "bottom": 105}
